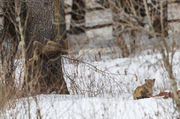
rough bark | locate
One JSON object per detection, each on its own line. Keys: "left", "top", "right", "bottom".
{"left": 1, "top": 0, "right": 69, "bottom": 95}
{"left": 25, "top": 0, "right": 69, "bottom": 94}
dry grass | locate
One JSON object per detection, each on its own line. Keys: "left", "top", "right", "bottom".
{"left": 0, "top": 0, "right": 180, "bottom": 118}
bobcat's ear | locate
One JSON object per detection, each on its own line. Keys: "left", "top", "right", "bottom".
{"left": 145, "top": 79, "right": 147, "bottom": 82}
{"left": 153, "top": 79, "right": 155, "bottom": 82}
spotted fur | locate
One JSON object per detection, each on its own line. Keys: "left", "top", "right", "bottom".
{"left": 133, "top": 79, "right": 155, "bottom": 100}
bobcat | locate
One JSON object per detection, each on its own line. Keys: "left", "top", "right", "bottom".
{"left": 133, "top": 79, "right": 155, "bottom": 100}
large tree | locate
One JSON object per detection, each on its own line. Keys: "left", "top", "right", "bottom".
{"left": 0, "top": 0, "right": 69, "bottom": 95}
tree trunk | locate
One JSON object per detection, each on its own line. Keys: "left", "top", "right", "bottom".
{"left": 1, "top": 0, "right": 69, "bottom": 95}
{"left": 25, "top": 0, "right": 69, "bottom": 94}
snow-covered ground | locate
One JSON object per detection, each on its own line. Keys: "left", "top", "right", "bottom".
{"left": 1, "top": 95, "right": 177, "bottom": 119}
{"left": 2, "top": 51, "right": 180, "bottom": 119}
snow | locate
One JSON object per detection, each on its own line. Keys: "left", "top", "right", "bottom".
{"left": 2, "top": 51, "right": 180, "bottom": 119}
{"left": 1, "top": 95, "right": 178, "bottom": 119}
{"left": 62, "top": 52, "right": 180, "bottom": 96}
